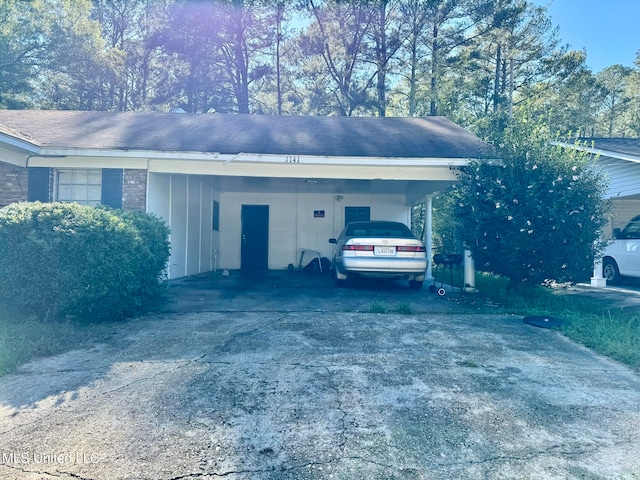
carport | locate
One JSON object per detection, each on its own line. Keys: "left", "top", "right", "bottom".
{"left": 558, "top": 138, "right": 640, "bottom": 287}
{"left": 0, "top": 111, "right": 491, "bottom": 281}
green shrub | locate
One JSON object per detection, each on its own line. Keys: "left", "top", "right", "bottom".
{"left": 452, "top": 120, "right": 609, "bottom": 288}
{"left": 0, "top": 202, "right": 170, "bottom": 320}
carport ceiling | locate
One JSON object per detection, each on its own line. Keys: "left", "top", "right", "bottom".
{"left": 216, "top": 175, "right": 453, "bottom": 198}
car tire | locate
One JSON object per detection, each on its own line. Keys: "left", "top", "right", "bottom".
{"left": 408, "top": 279, "right": 423, "bottom": 290}
{"left": 603, "top": 258, "right": 621, "bottom": 285}
{"left": 335, "top": 270, "right": 348, "bottom": 288}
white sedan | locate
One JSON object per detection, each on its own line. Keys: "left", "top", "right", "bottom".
{"left": 329, "top": 221, "right": 428, "bottom": 289}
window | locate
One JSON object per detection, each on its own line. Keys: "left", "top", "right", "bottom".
{"left": 619, "top": 218, "right": 640, "bottom": 240}
{"left": 344, "top": 206, "right": 370, "bottom": 226}
{"left": 56, "top": 169, "right": 102, "bottom": 206}
{"left": 212, "top": 200, "right": 220, "bottom": 231}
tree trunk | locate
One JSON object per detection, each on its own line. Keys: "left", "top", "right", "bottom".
{"left": 276, "top": 1, "right": 284, "bottom": 115}
{"left": 376, "top": 1, "right": 387, "bottom": 117}
{"left": 493, "top": 43, "right": 501, "bottom": 113}
{"left": 429, "top": 24, "right": 438, "bottom": 116}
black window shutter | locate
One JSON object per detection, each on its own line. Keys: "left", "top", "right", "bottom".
{"left": 101, "top": 169, "right": 123, "bottom": 208}
{"left": 28, "top": 167, "right": 50, "bottom": 202}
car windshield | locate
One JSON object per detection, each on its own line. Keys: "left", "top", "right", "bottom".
{"left": 618, "top": 219, "right": 640, "bottom": 239}
{"left": 345, "top": 222, "right": 414, "bottom": 238}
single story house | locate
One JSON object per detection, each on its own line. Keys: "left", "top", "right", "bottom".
{"left": 560, "top": 138, "right": 640, "bottom": 286}
{"left": 0, "top": 111, "right": 490, "bottom": 281}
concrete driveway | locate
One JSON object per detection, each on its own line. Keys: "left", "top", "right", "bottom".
{"left": 1, "top": 271, "right": 639, "bottom": 479}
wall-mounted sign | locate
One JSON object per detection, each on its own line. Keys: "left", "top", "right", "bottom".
{"left": 314, "top": 210, "right": 325, "bottom": 218}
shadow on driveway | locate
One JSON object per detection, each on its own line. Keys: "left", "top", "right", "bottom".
{"left": 1, "top": 270, "right": 639, "bottom": 479}
{"left": 162, "top": 269, "right": 472, "bottom": 314}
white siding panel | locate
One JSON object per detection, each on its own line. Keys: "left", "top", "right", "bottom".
{"left": 200, "top": 183, "right": 213, "bottom": 273}
{"left": 219, "top": 194, "right": 243, "bottom": 270}
{"left": 146, "top": 173, "right": 171, "bottom": 277}
{"left": 169, "top": 175, "right": 188, "bottom": 278}
{"left": 217, "top": 191, "right": 410, "bottom": 270}
{"left": 606, "top": 199, "right": 640, "bottom": 238}
{"left": 147, "top": 173, "right": 170, "bottom": 224}
{"left": 296, "top": 194, "right": 335, "bottom": 262}
{"left": 371, "top": 195, "right": 410, "bottom": 225}
{"left": 186, "top": 176, "right": 202, "bottom": 276}
{"left": 599, "top": 157, "right": 640, "bottom": 198}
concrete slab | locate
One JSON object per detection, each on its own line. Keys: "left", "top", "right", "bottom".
{"left": 1, "top": 271, "right": 639, "bottom": 479}
{"left": 161, "top": 270, "right": 472, "bottom": 314}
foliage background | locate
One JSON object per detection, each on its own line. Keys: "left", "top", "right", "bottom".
{"left": 0, "top": 0, "right": 638, "bottom": 137}
{"left": 450, "top": 120, "right": 610, "bottom": 287}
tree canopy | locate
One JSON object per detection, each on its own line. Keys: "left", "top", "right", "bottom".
{"left": 0, "top": 0, "right": 637, "bottom": 137}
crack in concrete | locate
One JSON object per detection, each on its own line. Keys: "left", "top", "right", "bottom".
{"left": 163, "top": 455, "right": 424, "bottom": 480}
{"left": 0, "top": 462, "right": 80, "bottom": 479}
{"left": 437, "top": 441, "right": 606, "bottom": 469}
{"left": 95, "top": 354, "right": 207, "bottom": 397}
{"left": 323, "top": 366, "right": 349, "bottom": 454}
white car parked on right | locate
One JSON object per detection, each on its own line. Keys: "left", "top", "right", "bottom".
{"left": 602, "top": 214, "right": 640, "bottom": 284}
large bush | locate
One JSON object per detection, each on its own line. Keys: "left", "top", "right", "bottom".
{"left": 0, "top": 202, "right": 170, "bottom": 320}
{"left": 452, "top": 121, "right": 609, "bottom": 288}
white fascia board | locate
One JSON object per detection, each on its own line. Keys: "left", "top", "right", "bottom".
{"left": 0, "top": 134, "right": 40, "bottom": 166}
{"left": 27, "top": 155, "right": 148, "bottom": 169}
{"left": 0, "top": 146, "right": 30, "bottom": 167}
{"left": 149, "top": 152, "right": 478, "bottom": 174}
{"left": 149, "top": 159, "right": 460, "bottom": 181}
{"left": 214, "top": 152, "right": 474, "bottom": 167}
{"left": 0, "top": 142, "right": 484, "bottom": 174}
{"left": 0, "top": 133, "right": 40, "bottom": 155}
{"left": 554, "top": 141, "right": 640, "bottom": 164}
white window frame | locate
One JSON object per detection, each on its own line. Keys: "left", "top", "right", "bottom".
{"left": 55, "top": 169, "right": 102, "bottom": 206}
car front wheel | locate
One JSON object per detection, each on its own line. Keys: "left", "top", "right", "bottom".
{"left": 603, "top": 258, "right": 620, "bottom": 285}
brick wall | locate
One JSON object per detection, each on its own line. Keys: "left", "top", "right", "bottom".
{"left": 0, "top": 162, "right": 28, "bottom": 207}
{"left": 122, "top": 169, "right": 147, "bottom": 211}
{"left": 0, "top": 165, "right": 148, "bottom": 210}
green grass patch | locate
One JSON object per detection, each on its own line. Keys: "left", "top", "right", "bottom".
{"left": 473, "top": 273, "right": 640, "bottom": 370}
{"left": 562, "top": 310, "right": 640, "bottom": 368}
{"left": 368, "top": 302, "right": 414, "bottom": 315}
{"left": 369, "top": 303, "right": 388, "bottom": 314}
{"left": 393, "top": 303, "right": 414, "bottom": 315}
{"left": 0, "top": 305, "right": 114, "bottom": 376}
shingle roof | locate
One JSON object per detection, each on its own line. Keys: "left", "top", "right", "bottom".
{"left": 0, "top": 110, "right": 490, "bottom": 159}
{"left": 576, "top": 138, "right": 640, "bottom": 157}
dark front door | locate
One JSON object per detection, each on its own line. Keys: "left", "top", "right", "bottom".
{"left": 241, "top": 205, "right": 269, "bottom": 270}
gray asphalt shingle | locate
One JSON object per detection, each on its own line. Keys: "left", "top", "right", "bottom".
{"left": 577, "top": 137, "right": 640, "bottom": 157}
{"left": 0, "top": 110, "right": 490, "bottom": 159}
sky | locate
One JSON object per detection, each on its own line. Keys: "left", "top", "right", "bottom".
{"left": 531, "top": 0, "right": 640, "bottom": 73}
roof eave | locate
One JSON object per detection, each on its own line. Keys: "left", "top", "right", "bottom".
{"left": 555, "top": 141, "right": 640, "bottom": 164}
{"left": 23, "top": 148, "right": 488, "bottom": 168}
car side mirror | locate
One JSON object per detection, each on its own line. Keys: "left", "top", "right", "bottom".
{"left": 613, "top": 228, "right": 622, "bottom": 239}
{"left": 329, "top": 238, "right": 337, "bottom": 244}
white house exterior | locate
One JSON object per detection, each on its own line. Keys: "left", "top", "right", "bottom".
{"left": 562, "top": 138, "right": 640, "bottom": 286}
{"left": 0, "top": 111, "right": 491, "bottom": 280}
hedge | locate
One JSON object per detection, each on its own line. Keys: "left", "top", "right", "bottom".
{"left": 0, "top": 202, "right": 170, "bottom": 320}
